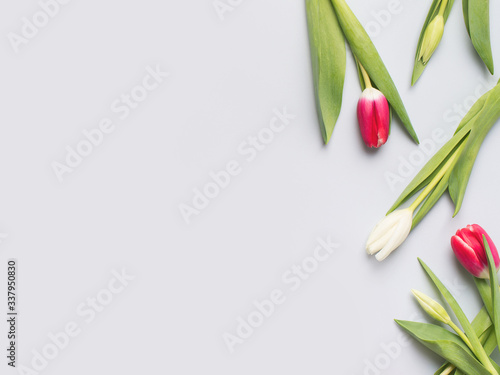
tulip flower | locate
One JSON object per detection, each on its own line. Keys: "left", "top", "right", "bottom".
{"left": 366, "top": 208, "right": 413, "bottom": 261}
{"left": 357, "top": 87, "right": 390, "bottom": 148}
{"left": 451, "top": 224, "right": 500, "bottom": 279}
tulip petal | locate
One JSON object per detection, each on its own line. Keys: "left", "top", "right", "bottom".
{"left": 451, "top": 235, "right": 485, "bottom": 278}
{"left": 357, "top": 88, "right": 390, "bottom": 148}
{"left": 367, "top": 225, "right": 396, "bottom": 254}
{"left": 470, "top": 224, "right": 500, "bottom": 269}
{"left": 375, "top": 214, "right": 412, "bottom": 261}
{"left": 366, "top": 210, "right": 406, "bottom": 247}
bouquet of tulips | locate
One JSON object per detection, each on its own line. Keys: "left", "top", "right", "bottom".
{"left": 398, "top": 225, "right": 500, "bottom": 375}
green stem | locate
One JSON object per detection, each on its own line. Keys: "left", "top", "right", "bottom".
{"left": 449, "top": 321, "right": 473, "bottom": 348}
{"left": 358, "top": 62, "right": 373, "bottom": 89}
{"left": 438, "top": 0, "right": 449, "bottom": 16}
{"left": 439, "top": 364, "right": 455, "bottom": 375}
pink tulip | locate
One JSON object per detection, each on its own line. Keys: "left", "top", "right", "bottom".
{"left": 357, "top": 87, "right": 390, "bottom": 148}
{"left": 451, "top": 224, "right": 500, "bottom": 279}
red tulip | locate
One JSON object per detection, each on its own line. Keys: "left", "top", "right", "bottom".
{"left": 357, "top": 87, "right": 390, "bottom": 148}
{"left": 451, "top": 224, "right": 500, "bottom": 279}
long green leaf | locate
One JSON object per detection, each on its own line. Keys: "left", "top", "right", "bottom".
{"left": 412, "top": 0, "right": 456, "bottom": 85}
{"left": 463, "top": 0, "right": 471, "bottom": 35}
{"left": 418, "top": 259, "right": 497, "bottom": 372}
{"left": 449, "top": 83, "right": 500, "bottom": 214}
{"left": 396, "top": 320, "right": 492, "bottom": 375}
{"left": 476, "top": 278, "right": 494, "bottom": 316}
{"left": 454, "top": 89, "right": 489, "bottom": 134}
{"left": 484, "top": 236, "right": 500, "bottom": 357}
{"left": 330, "top": 0, "right": 419, "bottom": 144}
{"left": 468, "top": 0, "right": 494, "bottom": 74}
{"left": 306, "top": 0, "right": 346, "bottom": 144}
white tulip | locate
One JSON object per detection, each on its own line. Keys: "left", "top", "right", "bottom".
{"left": 366, "top": 208, "right": 414, "bottom": 261}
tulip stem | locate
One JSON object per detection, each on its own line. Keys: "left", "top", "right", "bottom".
{"left": 358, "top": 62, "right": 373, "bottom": 89}
{"left": 448, "top": 321, "right": 472, "bottom": 348}
{"left": 439, "top": 364, "right": 455, "bottom": 375}
{"left": 438, "top": 0, "right": 449, "bottom": 16}
{"left": 409, "top": 143, "right": 464, "bottom": 212}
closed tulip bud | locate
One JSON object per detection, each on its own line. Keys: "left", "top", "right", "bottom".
{"left": 451, "top": 224, "right": 500, "bottom": 279}
{"left": 412, "top": 289, "right": 451, "bottom": 324}
{"left": 418, "top": 15, "right": 444, "bottom": 64}
{"left": 366, "top": 208, "right": 413, "bottom": 261}
{"left": 357, "top": 87, "right": 390, "bottom": 148}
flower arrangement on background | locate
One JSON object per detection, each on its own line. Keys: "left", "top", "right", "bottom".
{"left": 397, "top": 225, "right": 500, "bottom": 375}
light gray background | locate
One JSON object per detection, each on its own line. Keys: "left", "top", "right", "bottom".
{"left": 1, "top": 0, "right": 500, "bottom": 374}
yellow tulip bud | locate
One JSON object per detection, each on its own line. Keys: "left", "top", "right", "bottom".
{"left": 418, "top": 15, "right": 444, "bottom": 64}
{"left": 412, "top": 289, "right": 451, "bottom": 324}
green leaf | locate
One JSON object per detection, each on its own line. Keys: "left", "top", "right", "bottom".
{"left": 418, "top": 259, "right": 497, "bottom": 372}
{"left": 472, "top": 307, "right": 494, "bottom": 339}
{"left": 454, "top": 89, "right": 489, "bottom": 134}
{"left": 468, "top": 0, "right": 494, "bottom": 74}
{"left": 330, "top": 0, "right": 419, "bottom": 144}
{"left": 476, "top": 278, "right": 494, "bottom": 316}
{"left": 482, "top": 327, "right": 498, "bottom": 358}
{"left": 396, "top": 320, "right": 492, "bottom": 375}
{"left": 412, "top": 0, "right": 456, "bottom": 85}
{"left": 449, "top": 83, "right": 500, "bottom": 214}
{"left": 463, "top": 0, "right": 471, "bottom": 35}
{"left": 306, "top": 0, "right": 346, "bottom": 144}
{"left": 484, "top": 236, "right": 500, "bottom": 357}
